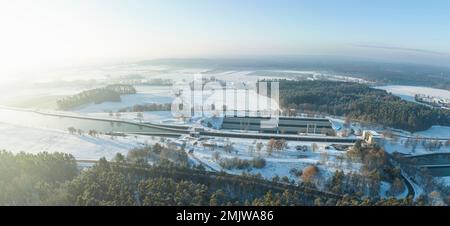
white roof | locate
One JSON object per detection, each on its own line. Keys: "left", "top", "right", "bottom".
{"left": 365, "top": 130, "right": 381, "bottom": 137}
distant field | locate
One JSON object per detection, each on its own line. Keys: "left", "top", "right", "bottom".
{"left": 376, "top": 85, "right": 450, "bottom": 100}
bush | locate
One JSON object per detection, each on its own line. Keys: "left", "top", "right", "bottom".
{"left": 301, "top": 165, "right": 319, "bottom": 183}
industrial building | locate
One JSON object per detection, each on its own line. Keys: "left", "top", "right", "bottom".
{"left": 221, "top": 116, "right": 335, "bottom": 135}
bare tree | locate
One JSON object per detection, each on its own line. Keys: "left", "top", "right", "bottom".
{"left": 302, "top": 165, "right": 319, "bottom": 184}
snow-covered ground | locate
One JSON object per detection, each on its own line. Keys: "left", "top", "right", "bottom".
{"left": 74, "top": 93, "right": 173, "bottom": 113}
{"left": 411, "top": 126, "right": 450, "bottom": 139}
{"left": 379, "top": 181, "right": 409, "bottom": 199}
{"left": 380, "top": 124, "right": 450, "bottom": 155}
{"left": 376, "top": 85, "right": 450, "bottom": 103}
{"left": 3, "top": 63, "right": 450, "bottom": 200}
{"left": 376, "top": 85, "right": 450, "bottom": 99}
{"left": 257, "top": 70, "right": 371, "bottom": 84}
{"left": 186, "top": 136, "right": 361, "bottom": 184}
{"left": 382, "top": 138, "right": 450, "bottom": 155}
{"left": 74, "top": 85, "right": 174, "bottom": 113}
{"left": 0, "top": 122, "right": 155, "bottom": 160}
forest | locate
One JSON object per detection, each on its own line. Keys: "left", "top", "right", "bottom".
{"left": 0, "top": 149, "right": 422, "bottom": 206}
{"left": 56, "top": 84, "right": 137, "bottom": 110}
{"left": 276, "top": 80, "right": 450, "bottom": 132}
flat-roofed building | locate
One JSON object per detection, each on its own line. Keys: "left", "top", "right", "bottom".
{"left": 221, "top": 116, "right": 335, "bottom": 135}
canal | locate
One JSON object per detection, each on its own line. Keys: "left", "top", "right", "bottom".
{"left": 0, "top": 107, "right": 187, "bottom": 135}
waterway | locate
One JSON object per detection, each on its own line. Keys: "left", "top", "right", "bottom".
{"left": 0, "top": 107, "right": 185, "bottom": 134}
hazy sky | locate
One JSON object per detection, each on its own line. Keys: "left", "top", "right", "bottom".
{"left": 1, "top": 0, "right": 450, "bottom": 74}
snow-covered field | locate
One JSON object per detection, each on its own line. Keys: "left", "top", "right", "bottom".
{"left": 382, "top": 125, "right": 450, "bottom": 155}
{"left": 0, "top": 122, "right": 151, "bottom": 160}
{"left": 376, "top": 85, "right": 450, "bottom": 102}
{"left": 437, "top": 176, "right": 450, "bottom": 187}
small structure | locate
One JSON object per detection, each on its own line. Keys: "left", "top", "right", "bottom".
{"left": 362, "top": 130, "right": 382, "bottom": 144}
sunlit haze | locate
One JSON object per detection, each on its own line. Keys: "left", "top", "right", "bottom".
{"left": 1, "top": 0, "right": 450, "bottom": 81}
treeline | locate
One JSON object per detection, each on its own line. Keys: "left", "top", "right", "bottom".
{"left": 118, "top": 103, "right": 172, "bottom": 113}
{"left": 121, "top": 77, "right": 173, "bottom": 86}
{"left": 276, "top": 80, "right": 450, "bottom": 132}
{"left": 57, "top": 84, "right": 137, "bottom": 110}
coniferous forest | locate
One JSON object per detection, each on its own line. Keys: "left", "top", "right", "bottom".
{"left": 0, "top": 150, "right": 420, "bottom": 206}
{"left": 277, "top": 80, "right": 450, "bottom": 132}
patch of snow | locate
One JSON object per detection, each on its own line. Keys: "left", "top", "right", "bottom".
{"left": 382, "top": 137, "right": 450, "bottom": 155}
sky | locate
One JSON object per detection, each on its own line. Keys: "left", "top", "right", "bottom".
{"left": 1, "top": 0, "right": 450, "bottom": 76}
